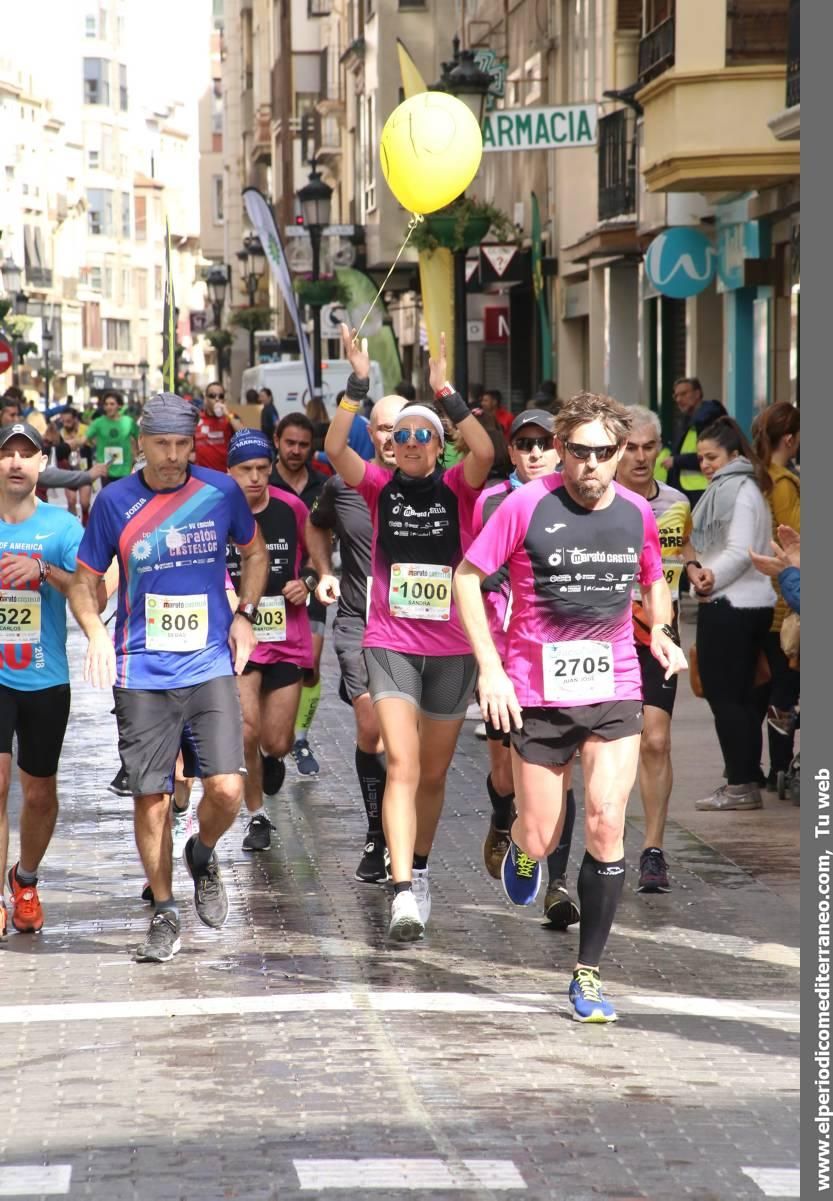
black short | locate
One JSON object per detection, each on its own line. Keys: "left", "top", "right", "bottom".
{"left": 242, "top": 660, "right": 304, "bottom": 692}
{"left": 113, "top": 676, "right": 245, "bottom": 797}
{"left": 0, "top": 683, "right": 71, "bottom": 777}
{"left": 637, "top": 643, "right": 677, "bottom": 716}
{"left": 511, "top": 700, "right": 644, "bottom": 767}
{"left": 333, "top": 613, "right": 369, "bottom": 701}
{"left": 308, "top": 594, "right": 327, "bottom": 636}
{"left": 479, "top": 693, "right": 511, "bottom": 747}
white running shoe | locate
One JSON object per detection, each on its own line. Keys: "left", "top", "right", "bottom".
{"left": 411, "top": 869, "right": 431, "bottom": 927}
{"left": 171, "top": 802, "right": 194, "bottom": 859}
{"left": 388, "top": 890, "right": 424, "bottom": 942}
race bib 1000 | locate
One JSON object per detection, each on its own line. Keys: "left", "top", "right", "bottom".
{"left": 0, "top": 590, "right": 41, "bottom": 644}
{"left": 145, "top": 594, "right": 208, "bottom": 652}
{"left": 543, "top": 640, "right": 615, "bottom": 703}
{"left": 254, "top": 595, "right": 287, "bottom": 643}
{"left": 388, "top": 563, "right": 452, "bottom": 622}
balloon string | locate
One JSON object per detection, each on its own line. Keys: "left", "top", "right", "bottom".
{"left": 352, "top": 214, "right": 424, "bottom": 344}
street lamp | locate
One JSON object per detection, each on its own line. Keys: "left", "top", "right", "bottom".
{"left": 297, "top": 161, "right": 333, "bottom": 401}
{"left": 237, "top": 233, "right": 265, "bottom": 367}
{"left": 206, "top": 264, "right": 228, "bottom": 328}
{"left": 430, "top": 38, "right": 492, "bottom": 404}
{"left": 42, "top": 320, "right": 53, "bottom": 407}
{"left": 138, "top": 358, "right": 149, "bottom": 403}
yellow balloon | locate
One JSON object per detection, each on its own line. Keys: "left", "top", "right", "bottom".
{"left": 380, "top": 93, "right": 483, "bottom": 215}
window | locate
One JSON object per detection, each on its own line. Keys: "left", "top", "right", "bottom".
{"left": 103, "top": 267, "right": 113, "bottom": 297}
{"left": 83, "top": 58, "right": 110, "bottom": 105}
{"left": 154, "top": 266, "right": 162, "bottom": 301}
{"left": 99, "top": 6, "right": 108, "bottom": 39}
{"left": 88, "top": 148, "right": 99, "bottom": 168}
{"left": 569, "top": 0, "right": 602, "bottom": 103}
{"left": 212, "top": 175, "right": 224, "bottom": 223}
{"left": 362, "top": 92, "right": 376, "bottom": 215}
{"left": 87, "top": 188, "right": 114, "bottom": 235}
{"left": 398, "top": 0, "right": 426, "bottom": 6}
{"left": 121, "top": 191, "right": 131, "bottom": 237}
{"left": 119, "top": 65, "right": 128, "bottom": 111}
{"left": 80, "top": 265, "right": 103, "bottom": 291}
{"left": 120, "top": 268, "right": 130, "bottom": 304}
{"left": 135, "top": 268, "right": 148, "bottom": 308}
{"left": 134, "top": 194, "right": 147, "bottom": 241}
{"left": 101, "top": 126, "right": 113, "bottom": 171}
{"left": 104, "top": 318, "right": 131, "bottom": 351}
{"left": 82, "top": 301, "right": 102, "bottom": 348}
{"left": 85, "top": 13, "right": 96, "bottom": 36}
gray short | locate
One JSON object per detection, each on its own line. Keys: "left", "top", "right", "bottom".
{"left": 113, "top": 676, "right": 245, "bottom": 797}
{"left": 333, "top": 612, "right": 369, "bottom": 700}
{"left": 308, "top": 593, "right": 327, "bottom": 640}
{"left": 364, "top": 646, "right": 477, "bottom": 721}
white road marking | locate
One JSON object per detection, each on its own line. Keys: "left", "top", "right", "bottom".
{"left": 740, "top": 1167, "right": 800, "bottom": 1197}
{"left": 0, "top": 992, "right": 354, "bottom": 1025}
{"left": 626, "top": 995, "right": 799, "bottom": 1022}
{"left": 369, "top": 993, "right": 544, "bottom": 1014}
{"left": 0, "top": 1166, "right": 72, "bottom": 1196}
{"left": 294, "top": 1159, "right": 526, "bottom": 1191}
{"left": 616, "top": 922, "right": 800, "bottom": 968}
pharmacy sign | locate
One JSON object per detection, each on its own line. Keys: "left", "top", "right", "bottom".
{"left": 482, "top": 105, "right": 597, "bottom": 152}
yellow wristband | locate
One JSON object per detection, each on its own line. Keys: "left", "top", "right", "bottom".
{"left": 339, "top": 398, "right": 361, "bottom": 414}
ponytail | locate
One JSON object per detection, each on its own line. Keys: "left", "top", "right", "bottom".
{"left": 699, "top": 415, "right": 772, "bottom": 495}
{"left": 751, "top": 401, "right": 800, "bottom": 466}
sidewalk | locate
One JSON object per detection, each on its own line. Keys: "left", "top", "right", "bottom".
{"left": 0, "top": 624, "right": 799, "bottom": 1201}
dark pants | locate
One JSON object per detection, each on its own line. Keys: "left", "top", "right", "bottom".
{"left": 696, "top": 600, "right": 773, "bottom": 786}
{"left": 765, "top": 630, "right": 800, "bottom": 773}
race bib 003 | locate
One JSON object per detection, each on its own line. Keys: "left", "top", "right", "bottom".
{"left": 543, "top": 640, "right": 614, "bottom": 703}
{"left": 388, "top": 563, "right": 452, "bottom": 622}
{"left": 145, "top": 594, "right": 208, "bottom": 652}
{"left": 0, "top": 590, "right": 41, "bottom": 644}
{"left": 254, "top": 595, "right": 286, "bottom": 643}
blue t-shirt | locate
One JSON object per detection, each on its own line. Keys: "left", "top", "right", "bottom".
{"left": 77, "top": 466, "right": 257, "bottom": 690}
{"left": 0, "top": 502, "right": 83, "bottom": 691}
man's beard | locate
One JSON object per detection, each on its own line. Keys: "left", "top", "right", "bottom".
{"left": 574, "top": 474, "right": 607, "bottom": 502}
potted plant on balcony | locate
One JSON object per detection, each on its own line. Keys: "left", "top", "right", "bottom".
{"left": 412, "top": 196, "right": 519, "bottom": 254}
{"left": 293, "top": 277, "right": 349, "bottom": 308}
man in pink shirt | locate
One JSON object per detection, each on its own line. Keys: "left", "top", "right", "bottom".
{"left": 455, "top": 392, "right": 686, "bottom": 1023}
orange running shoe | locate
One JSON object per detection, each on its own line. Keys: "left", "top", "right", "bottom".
{"left": 0, "top": 902, "right": 7, "bottom": 942}
{"left": 8, "top": 864, "right": 44, "bottom": 933}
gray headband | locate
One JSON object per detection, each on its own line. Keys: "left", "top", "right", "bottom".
{"left": 140, "top": 392, "right": 198, "bottom": 437}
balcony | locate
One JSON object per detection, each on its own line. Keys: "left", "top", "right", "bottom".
{"left": 726, "top": 2, "right": 788, "bottom": 66}
{"left": 639, "top": 15, "right": 675, "bottom": 84}
{"left": 308, "top": 0, "right": 331, "bottom": 13}
{"left": 26, "top": 266, "right": 53, "bottom": 289}
{"left": 786, "top": 0, "right": 799, "bottom": 106}
{"left": 598, "top": 109, "right": 636, "bottom": 220}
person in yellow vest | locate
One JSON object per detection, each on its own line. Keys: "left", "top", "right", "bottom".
{"left": 659, "top": 378, "right": 726, "bottom": 508}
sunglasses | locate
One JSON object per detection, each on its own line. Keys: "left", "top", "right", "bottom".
{"left": 564, "top": 441, "right": 619, "bottom": 462}
{"left": 512, "top": 436, "right": 554, "bottom": 453}
{"left": 206, "top": 391, "right": 225, "bottom": 400}
{"left": 393, "top": 427, "right": 435, "bottom": 445}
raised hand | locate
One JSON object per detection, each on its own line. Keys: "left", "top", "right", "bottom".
{"left": 428, "top": 331, "right": 449, "bottom": 394}
{"left": 340, "top": 323, "right": 370, "bottom": 380}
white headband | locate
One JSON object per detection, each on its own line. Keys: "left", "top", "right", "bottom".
{"left": 393, "top": 405, "right": 445, "bottom": 445}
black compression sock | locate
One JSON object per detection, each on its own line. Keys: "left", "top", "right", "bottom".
{"left": 355, "top": 747, "right": 386, "bottom": 835}
{"left": 487, "top": 773, "right": 514, "bottom": 830}
{"left": 546, "top": 788, "right": 577, "bottom": 883}
{"left": 577, "top": 851, "right": 626, "bottom": 966}
{"left": 412, "top": 853, "right": 428, "bottom": 871}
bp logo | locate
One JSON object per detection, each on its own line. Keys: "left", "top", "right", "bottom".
{"left": 132, "top": 539, "right": 151, "bottom": 561}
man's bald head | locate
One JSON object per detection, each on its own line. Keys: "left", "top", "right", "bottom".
{"left": 370, "top": 394, "right": 408, "bottom": 467}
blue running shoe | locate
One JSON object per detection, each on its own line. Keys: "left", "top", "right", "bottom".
{"left": 501, "top": 841, "right": 541, "bottom": 906}
{"left": 569, "top": 968, "right": 618, "bottom": 1023}
{"left": 291, "top": 738, "right": 320, "bottom": 777}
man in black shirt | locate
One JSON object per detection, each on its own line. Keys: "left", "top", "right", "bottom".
{"left": 270, "top": 412, "right": 329, "bottom": 776}
{"left": 307, "top": 393, "right": 407, "bottom": 881}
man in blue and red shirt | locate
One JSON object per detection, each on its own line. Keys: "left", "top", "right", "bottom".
{"left": 70, "top": 393, "right": 268, "bottom": 964}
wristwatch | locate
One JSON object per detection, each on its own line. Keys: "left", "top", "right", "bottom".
{"left": 235, "top": 602, "right": 259, "bottom": 623}
{"left": 684, "top": 560, "right": 702, "bottom": 571}
{"left": 654, "top": 622, "right": 680, "bottom": 646}
{"left": 302, "top": 571, "right": 320, "bottom": 594}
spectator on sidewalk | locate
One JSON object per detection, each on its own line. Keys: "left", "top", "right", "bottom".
{"left": 480, "top": 388, "right": 513, "bottom": 439}
{"left": 659, "top": 378, "right": 726, "bottom": 508}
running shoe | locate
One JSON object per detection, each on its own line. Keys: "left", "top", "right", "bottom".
{"left": 242, "top": 813, "right": 275, "bottom": 852}
{"left": 7, "top": 864, "right": 44, "bottom": 933}
{"left": 388, "top": 890, "right": 424, "bottom": 943}
{"left": 483, "top": 818, "right": 512, "bottom": 880}
{"left": 501, "top": 842, "right": 541, "bottom": 906}
{"left": 291, "top": 739, "right": 320, "bottom": 777}
{"left": 543, "top": 879, "right": 580, "bottom": 929}
{"left": 464, "top": 700, "right": 482, "bottom": 721}
{"left": 108, "top": 767, "right": 132, "bottom": 798}
{"left": 135, "top": 910, "right": 181, "bottom": 963}
{"left": 569, "top": 968, "right": 618, "bottom": 1023}
{"left": 261, "top": 753, "right": 286, "bottom": 797}
{"left": 412, "top": 868, "right": 431, "bottom": 927}
{"left": 767, "top": 705, "right": 796, "bottom": 737}
{"left": 171, "top": 801, "right": 194, "bottom": 860}
{"left": 474, "top": 722, "right": 488, "bottom": 740}
{"left": 638, "top": 848, "right": 671, "bottom": 893}
{"left": 0, "top": 901, "right": 7, "bottom": 942}
{"left": 183, "top": 836, "right": 229, "bottom": 929}
{"left": 355, "top": 836, "right": 389, "bottom": 884}
{"left": 695, "top": 784, "right": 762, "bottom": 811}
{"left": 141, "top": 882, "right": 155, "bottom": 904}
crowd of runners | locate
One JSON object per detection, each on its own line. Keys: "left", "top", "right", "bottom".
{"left": 0, "top": 324, "right": 800, "bottom": 1024}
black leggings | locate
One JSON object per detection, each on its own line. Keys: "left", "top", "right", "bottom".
{"left": 696, "top": 600, "right": 772, "bottom": 786}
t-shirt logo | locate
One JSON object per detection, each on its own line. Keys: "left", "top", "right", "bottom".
{"left": 164, "top": 525, "right": 186, "bottom": 552}
{"left": 133, "top": 539, "right": 152, "bottom": 561}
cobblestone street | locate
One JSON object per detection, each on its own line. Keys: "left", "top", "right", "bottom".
{"left": 1, "top": 621, "right": 800, "bottom": 1201}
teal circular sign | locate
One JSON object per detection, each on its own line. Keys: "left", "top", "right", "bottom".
{"left": 644, "top": 228, "right": 715, "bottom": 299}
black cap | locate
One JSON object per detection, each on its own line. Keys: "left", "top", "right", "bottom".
{"left": 0, "top": 422, "right": 44, "bottom": 452}
{"left": 509, "top": 409, "right": 554, "bottom": 439}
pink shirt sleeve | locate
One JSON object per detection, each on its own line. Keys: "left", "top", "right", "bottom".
{"left": 443, "top": 461, "right": 482, "bottom": 553}
{"left": 637, "top": 495, "right": 664, "bottom": 586}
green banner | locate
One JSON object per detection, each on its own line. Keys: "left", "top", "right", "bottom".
{"left": 530, "top": 193, "right": 553, "bottom": 383}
